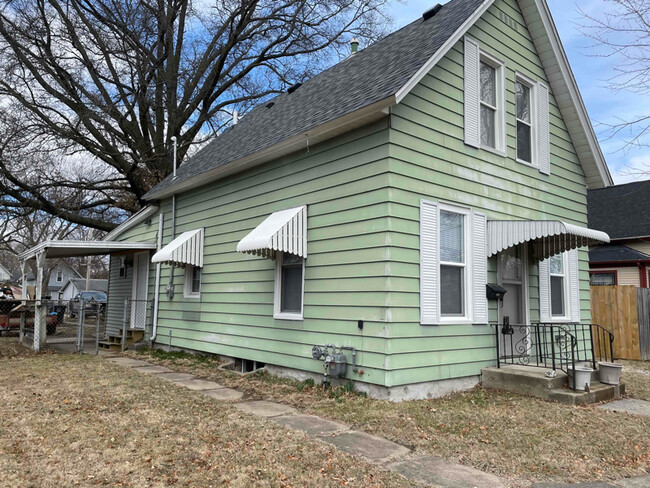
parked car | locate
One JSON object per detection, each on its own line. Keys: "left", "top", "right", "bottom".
{"left": 69, "top": 291, "right": 107, "bottom": 318}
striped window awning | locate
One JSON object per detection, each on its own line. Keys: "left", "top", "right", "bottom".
{"left": 152, "top": 228, "right": 204, "bottom": 267}
{"left": 236, "top": 206, "right": 307, "bottom": 259}
{"left": 487, "top": 220, "right": 610, "bottom": 260}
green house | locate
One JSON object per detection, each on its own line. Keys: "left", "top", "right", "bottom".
{"left": 22, "top": 0, "right": 615, "bottom": 400}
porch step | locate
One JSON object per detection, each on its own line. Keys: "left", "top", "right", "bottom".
{"left": 482, "top": 365, "right": 567, "bottom": 399}
{"left": 98, "top": 330, "right": 145, "bottom": 351}
{"left": 549, "top": 383, "right": 625, "bottom": 406}
{"left": 482, "top": 365, "right": 625, "bottom": 405}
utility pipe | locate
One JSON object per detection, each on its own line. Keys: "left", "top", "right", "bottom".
{"left": 150, "top": 212, "right": 164, "bottom": 342}
{"left": 171, "top": 136, "right": 177, "bottom": 178}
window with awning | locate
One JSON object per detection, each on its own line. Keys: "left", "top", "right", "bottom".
{"left": 151, "top": 228, "right": 204, "bottom": 267}
{"left": 487, "top": 220, "right": 610, "bottom": 261}
{"left": 236, "top": 205, "right": 307, "bottom": 260}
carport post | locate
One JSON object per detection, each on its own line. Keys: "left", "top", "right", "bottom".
{"left": 33, "top": 250, "right": 47, "bottom": 352}
{"left": 19, "top": 261, "right": 26, "bottom": 345}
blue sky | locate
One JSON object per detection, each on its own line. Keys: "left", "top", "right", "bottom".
{"left": 387, "top": 0, "right": 650, "bottom": 184}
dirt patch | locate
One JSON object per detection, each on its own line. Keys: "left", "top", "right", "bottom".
{"left": 0, "top": 351, "right": 416, "bottom": 487}
{"left": 0, "top": 336, "right": 37, "bottom": 358}
{"left": 129, "top": 349, "right": 650, "bottom": 487}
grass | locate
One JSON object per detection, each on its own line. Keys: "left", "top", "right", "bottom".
{"left": 0, "top": 338, "right": 416, "bottom": 488}
{"left": 620, "top": 360, "right": 650, "bottom": 401}
{"left": 130, "top": 348, "right": 650, "bottom": 487}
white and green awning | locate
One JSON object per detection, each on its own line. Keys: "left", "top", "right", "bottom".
{"left": 236, "top": 206, "right": 307, "bottom": 259}
{"left": 487, "top": 220, "right": 610, "bottom": 260}
{"left": 152, "top": 228, "right": 204, "bottom": 267}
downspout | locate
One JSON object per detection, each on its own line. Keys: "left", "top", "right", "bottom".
{"left": 165, "top": 136, "right": 178, "bottom": 299}
{"left": 151, "top": 212, "right": 164, "bottom": 343}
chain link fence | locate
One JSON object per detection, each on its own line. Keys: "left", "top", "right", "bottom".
{"left": 0, "top": 297, "right": 151, "bottom": 354}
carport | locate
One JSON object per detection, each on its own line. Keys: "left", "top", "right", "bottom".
{"left": 19, "top": 241, "right": 157, "bottom": 351}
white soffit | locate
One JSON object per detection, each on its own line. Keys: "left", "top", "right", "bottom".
{"left": 487, "top": 220, "right": 610, "bottom": 260}
{"left": 237, "top": 206, "right": 307, "bottom": 259}
{"left": 20, "top": 241, "right": 157, "bottom": 261}
{"left": 152, "top": 228, "right": 204, "bottom": 267}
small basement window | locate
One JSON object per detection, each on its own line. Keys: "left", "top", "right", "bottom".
{"left": 184, "top": 265, "right": 201, "bottom": 298}
{"left": 274, "top": 252, "right": 304, "bottom": 320}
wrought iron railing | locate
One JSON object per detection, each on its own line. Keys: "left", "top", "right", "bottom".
{"left": 493, "top": 322, "right": 577, "bottom": 375}
{"left": 492, "top": 322, "right": 616, "bottom": 391}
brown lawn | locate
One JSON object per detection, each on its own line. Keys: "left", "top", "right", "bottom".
{"left": 130, "top": 348, "right": 650, "bottom": 487}
{"left": 0, "top": 338, "right": 416, "bottom": 488}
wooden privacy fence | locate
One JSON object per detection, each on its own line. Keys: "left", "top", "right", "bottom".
{"left": 590, "top": 285, "right": 650, "bottom": 361}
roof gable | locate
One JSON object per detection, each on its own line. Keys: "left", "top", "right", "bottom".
{"left": 144, "top": 0, "right": 611, "bottom": 200}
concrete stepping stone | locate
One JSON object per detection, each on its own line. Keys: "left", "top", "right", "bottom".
{"left": 233, "top": 400, "right": 296, "bottom": 418}
{"left": 597, "top": 398, "right": 650, "bottom": 417}
{"left": 156, "top": 372, "right": 195, "bottom": 382}
{"left": 106, "top": 357, "right": 151, "bottom": 368}
{"left": 272, "top": 414, "right": 349, "bottom": 436}
{"left": 616, "top": 476, "right": 650, "bottom": 487}
{"left": 322, "top": 431, "right": 409, "bottom": 464}
{"left": 202, "top": 388, "right": 244, "bottom": 401}
{"left": 388, "top": 454, "right": 504, "bottom": 488}
{"left": 132, "top": 365, "right": 174, "bottom": 374}
{"left": 531, "top": 483, "right": 616, "bottom": 488}
{"left": 173, "top": 378, "right": 224, "bottom": 391}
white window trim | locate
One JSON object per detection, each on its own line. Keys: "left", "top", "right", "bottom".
{"left": 184, "top": 265, "right": 201, "bottom": 299}
{"left": 56, "top": 270, "right": 63, "bottom": 282}
{"left": 274, "top": 251, "right": 305, "bottom": 321}
{"left": 438, "top": 202, "right": 473, "bottom": 325}
{"left": 479, "top": 50, "right": 507, "bottom": 156}
{"left": 515, "top": 72, "right": 538, "bottom": 167}
{"left": 548, "top": 252, "right": 571, "bottom": 322}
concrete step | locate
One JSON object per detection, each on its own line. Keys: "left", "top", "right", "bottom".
{"left": 549, "top": 382, "right": 625, "bottom": 406}
{"left": 482, "top": 366, "right": 568, "bottom": 400}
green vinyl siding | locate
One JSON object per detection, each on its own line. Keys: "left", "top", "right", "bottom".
{"left": 152, "top": 119, "right": 393, "bottom": 386}
{"left": 384, "top": 0, "right": 592, "bottom": 386}
{"left": 106, "top": 0, "right": 597, "bottom": 389}
{"left": 105, "top": 214, "right": 159, "bottom": 337}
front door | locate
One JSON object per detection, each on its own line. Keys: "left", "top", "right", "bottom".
{"left": 498, "top": 245, "right": 529, "bottom": 358}
{"left": 130, "top": 252, "right": 149, "bottom": 329}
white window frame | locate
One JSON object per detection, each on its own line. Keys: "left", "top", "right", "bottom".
{"left": 549, "top": 252, "right": 570, "bottom": 322}
{"left": 515, "top": 72, "right": 538, "bottom": 166}
{"left": 184, "top": 265, "right": 201, "bottom": 299}
{"left": 274, "top": 251, "right": 305, "bottom": 321}
{"left": 438, "top": 203, "right": 473, "bottom": 324}
{"left": 478, "top": 51, "right": 506, "bottom": 156}
{"left": 55, "top": 270, "right": 63, "bottom": 282}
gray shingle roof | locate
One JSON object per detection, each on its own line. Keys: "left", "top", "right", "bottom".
{"left": 64, "top": 278, "right": 109, "bottom": 293}
{"left": 588, "top": 180, "right": 650, "bottom": 239}
{"left": 145, "top": 0, "right": 485, "bottom": 199}
{"left": 589, "top": 244, "right": 650, "bottom": 263}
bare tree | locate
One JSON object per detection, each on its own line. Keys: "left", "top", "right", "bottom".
{"left": 579, "top": 0, "right": 650, "bottom": 166}
{"left": 0, "top": 0, "right": 391, "bottom": 230}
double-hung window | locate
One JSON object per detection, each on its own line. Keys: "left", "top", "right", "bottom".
{"left": 480, "top": 61, "right": 498, "bottom": 149}
{"left": 56, "top": 270, "right": 63, "bottom": 282}
{"left": 516, "top": 78, "right": 535, "bottom": 164}
{"left": 464, "top": 38, "right": 506, "bottom": 154}
{"left": 549, "top": 254, "right": 566, "bottom": 318}
{"left": 540, "top": 250, "right": 580, "bottom": 323}
{"left": 420, "top": 200, "right": 488, "bottom": 325}
{"left": 274, "top": 252, "right": 304, "bottom": 320}
{"left": 440, "top": 210, "right": 467, "bottom": 317}
{"left": 184, "top": 265, "right": 201, "bottom": 298}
